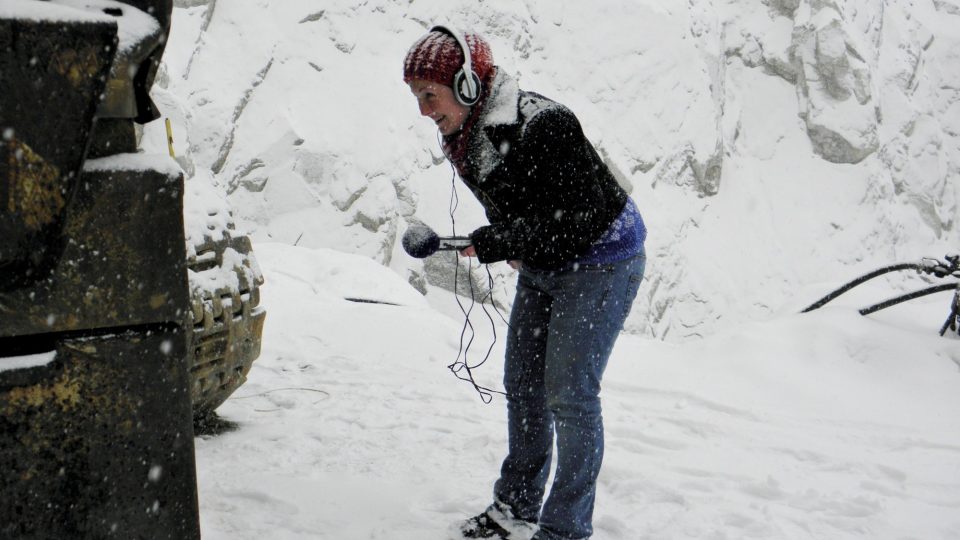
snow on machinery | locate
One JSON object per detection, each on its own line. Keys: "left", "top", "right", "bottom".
{"left": 183, "top": 189, "right": 266, "bottom": 425}
{"left": 0, "top": 1, "right": 202, "bottom": 537}
{"left": 0, "top": 0, "right": 267, "bottom": 535}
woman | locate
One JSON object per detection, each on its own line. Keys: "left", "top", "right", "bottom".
{"left": 404, "top": 26, "right": 647, "bottom": 540}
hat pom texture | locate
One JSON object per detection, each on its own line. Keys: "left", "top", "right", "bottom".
{"left": 403, "top": 30, "right": 494, "bottom": 89}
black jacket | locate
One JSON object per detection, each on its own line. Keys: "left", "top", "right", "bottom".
{"left": 460, "top": 72, "right": 628, "bottom": 270}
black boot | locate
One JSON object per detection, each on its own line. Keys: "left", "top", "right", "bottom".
{"left": 453, "top": 502, "right": 538, "bottom": 539}
{"left": 458, "top": 511, "right": 513, "bottom": 539}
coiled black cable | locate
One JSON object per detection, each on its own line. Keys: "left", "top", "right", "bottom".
{"left": 444, "top": 162, "right": 507, "bottom": 403}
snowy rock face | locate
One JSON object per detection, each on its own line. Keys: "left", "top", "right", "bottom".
{"left": 792, "top": 0, "right": 879, "bottom": 164}
{"left": 144, "top": 0, "right": 960, "bottom": 341}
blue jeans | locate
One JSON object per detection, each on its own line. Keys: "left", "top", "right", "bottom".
{"left": 493, "top": 250, "right": 646, "bottom": 539}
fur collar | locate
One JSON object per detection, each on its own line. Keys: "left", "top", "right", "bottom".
{"left": 478, "top": 69, "right": 521, "bottom": 128}
{"left": 467, "top": 70, "right": 520, "bottom": 182}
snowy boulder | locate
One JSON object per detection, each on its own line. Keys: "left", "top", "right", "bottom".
{"left": 878, "top": 118, "right": 954, "bottom": 236}
{"left": 767, "top": 0, "right": 800, "bottom": 16}
{"left": 874, "top": 2, "right": 957, "bottom": 239}
{"left": 682, "top": 0, "right": 725, "bottom": 197}
{"left": 793, "top": 2, "right": 879, "bottom": 164}
{"left": 933, "top": 0, "right": 960, "bottom": 16}
{"left": 652, "top": 141, "right": 722, "bottom": 197}
{"left": 724, "top": 0, "right": 798, "bottom": 83}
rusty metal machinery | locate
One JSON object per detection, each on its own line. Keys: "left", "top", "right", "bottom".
{"left": 0, "top": 6, "right": 115, "bottom": 291}
{"left": 187, "top": 228, "right": 266, "bottom": 421}
{"left": 0, "top": 2, "right": 200, "bottom": 538}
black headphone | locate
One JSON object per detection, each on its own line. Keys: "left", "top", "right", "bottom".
{"left": 431, "top": 25, "right": 482, "bottom": 107}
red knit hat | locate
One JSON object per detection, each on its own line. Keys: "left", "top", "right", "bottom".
{"left": 402, "top": 28, "right": 494, "bottom": 90}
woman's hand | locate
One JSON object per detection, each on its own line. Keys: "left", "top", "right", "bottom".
{"left": 460, "top": 246, "right": 521, "bottom": 270}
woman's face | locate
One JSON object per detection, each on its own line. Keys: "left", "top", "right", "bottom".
{"left": 408, "top": 78, "right": 470, "bottom": 136}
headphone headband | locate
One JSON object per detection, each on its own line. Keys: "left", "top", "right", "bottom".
{"left": 430, "top": 25, "right": 481, "bottom": 106}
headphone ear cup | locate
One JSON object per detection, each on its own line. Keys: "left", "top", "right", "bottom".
{"left": 453, "top": 69, "right": 481, "bottom": 106}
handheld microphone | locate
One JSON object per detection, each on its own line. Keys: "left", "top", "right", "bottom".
{"left": 402, "top": 224, "right": 472, "bottom": 258}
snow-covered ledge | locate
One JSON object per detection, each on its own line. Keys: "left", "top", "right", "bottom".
{"left": 0, "top": 351, "right": 56, "bottom": 374}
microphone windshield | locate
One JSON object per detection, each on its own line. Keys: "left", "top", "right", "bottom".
{"left": 402, "top": 224, "right": 441, "bottom": 258}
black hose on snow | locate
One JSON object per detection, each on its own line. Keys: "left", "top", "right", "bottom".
{"left": 800, "top": 263, "right": 924, "bottom": 313}
{"left": 858, "top": 283, "right": 959, "bottom": 316}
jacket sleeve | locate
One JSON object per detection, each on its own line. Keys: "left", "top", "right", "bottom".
{"left": 469, "top": 107, "right": 620, "bottom": 267}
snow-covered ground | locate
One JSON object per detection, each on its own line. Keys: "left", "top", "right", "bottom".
{"left": 195, "top": 242, "right": 960, "bottom": 539}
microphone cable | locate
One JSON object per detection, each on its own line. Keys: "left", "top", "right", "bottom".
{"left": 443, "top": 159, "right": 507, "bottom": 403}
